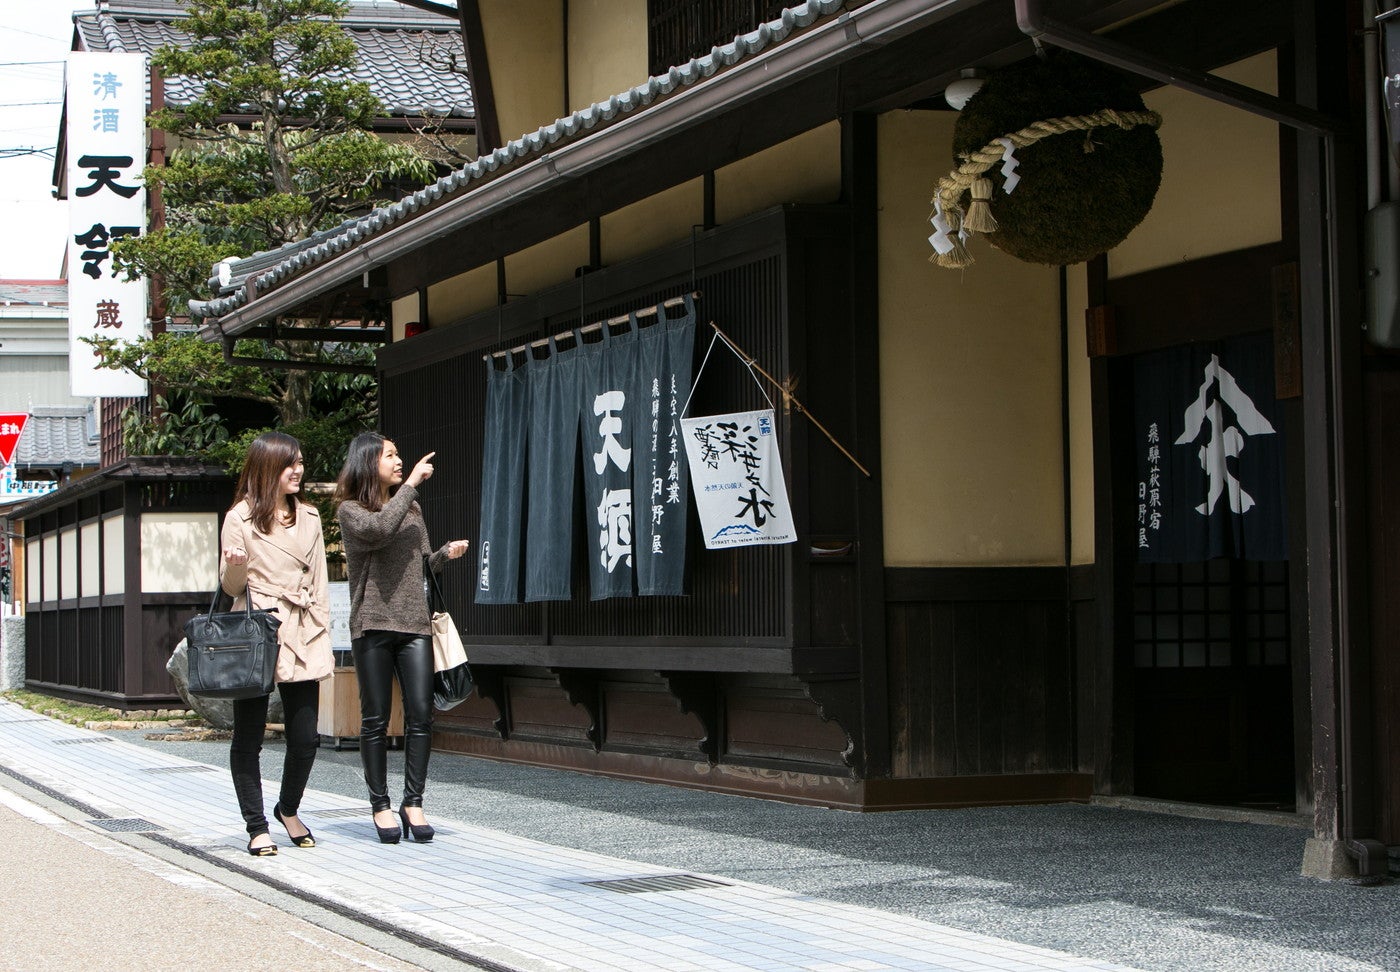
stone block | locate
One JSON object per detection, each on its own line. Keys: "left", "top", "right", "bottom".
{"left": 1, "top": 616, "right": 25, "bottom": 691}
{"left": 1300, "top": 837, "right": 1358, "bottom": 880}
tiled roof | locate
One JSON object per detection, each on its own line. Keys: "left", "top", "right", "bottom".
{"left": 73, "top": 0, "right": 474, "bottom": 119}
{"left": 13, "top": 406, "right": 101, "bottom": 469}
{"left": 0, "top": 281, "right": 68, "bottom": 307}
{"left": 189, "top": 0, "right": 846, "bottom": 322}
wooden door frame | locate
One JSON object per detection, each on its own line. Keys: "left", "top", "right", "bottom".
{"left": 1086, "top": 241, "right": 1306, "bottom": 800}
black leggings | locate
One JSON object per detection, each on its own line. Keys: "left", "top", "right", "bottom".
{"left": 230, "top": 680, "right": 321, "bottom": 837}
{"left": 352, "top": 630, "right": 434, "bottom": 812}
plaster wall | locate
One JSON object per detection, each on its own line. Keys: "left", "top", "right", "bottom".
{"left": 140, "top": 512, "right": 217, "bottom": 594}
{"left": 391, "top": 293, "right": 417, "bottom": 342}
{"left": 567, "top": 0, "right": 648, "bottom": 110}
{"left": 41, "top": 535, "right": 55, "bottom": 604}
{"left": 716, "top": 123, "right": 843, "bottom": 225}
{"left": 103, "top": 515, "right": 123, "bottom": 595}
{"left": 878, "top": 109, "right": 1065, "bottom": 566}
{"left": 600, "top": 179, "right": 705, "bottom": 267}
{"left": 504, "top": 226, "right": 591, "bottom": 302}
{"left": 26, "top": 539, "right": 39, "bottom": 603}
{"left": 427, "top": 263, "right": 499, "bottom": 328}
{"left": 60, "top": 529, "right": 76, "bottom": 599}
{"left": 1111, "top": 51, "right": 1281, "bottom": 278}
{"left": 80, "top": 522, "right": 99, "bottom": 596}
{"left": 479, "top": 0, "right": 566, "bottom": 140}
{"left": 414, "top": 128, "right": 841, "bottom": 330}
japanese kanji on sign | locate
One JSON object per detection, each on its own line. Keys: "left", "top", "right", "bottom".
{"left": 66, "top": 50, "right": 148, "bottom": 398}
{"left": 682, "top": 408, "right": 796, "bottom": 549}
{"left": 0, "top": 413, "right": 28, "bottom": 467}
{"left": 1132, "top": 333, "right": 1287, "bottom": 562}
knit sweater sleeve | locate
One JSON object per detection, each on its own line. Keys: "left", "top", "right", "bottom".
{"left": 337, "top": 485, "right": 418, "bottom": 551}
{"left": 424, "top": 523, "right": 450, "bottom": 574}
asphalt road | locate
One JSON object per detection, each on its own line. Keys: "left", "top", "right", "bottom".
{"left": 0, "top": 782, "right": 445, "bottom": 972}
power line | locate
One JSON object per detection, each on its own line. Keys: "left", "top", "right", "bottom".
{"left": 0, "top": 100, "right": 62, "bottom": 107}
{"left": 0, "top": 26, "right": 69, "bottom": 44}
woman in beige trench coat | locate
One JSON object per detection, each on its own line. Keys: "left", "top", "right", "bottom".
{"left": 219, "top": 431, "right": 333, "bottom": 856}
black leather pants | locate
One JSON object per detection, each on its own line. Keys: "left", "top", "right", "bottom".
{"left": 352, "top": 630, "right": 434, "bottom": 812}
{"left": 230, "top": 680, "right": 320, "bottom": 836}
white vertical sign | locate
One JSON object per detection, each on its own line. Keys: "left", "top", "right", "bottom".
{"left": 682, "top": 408, "right": 796, "bottom": 549}
{"left": 66, "top": 51, "right": 148, "bottom": 398}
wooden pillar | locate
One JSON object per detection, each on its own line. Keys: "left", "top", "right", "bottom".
{"left": 1290, "top": 0, "right": 1376, "bottom": 877}
{"left": 844, "top": 110, "right": 890, "bottom": 778}
{"left": 1085, "top": 255, "right": 1135, "bottom": 795}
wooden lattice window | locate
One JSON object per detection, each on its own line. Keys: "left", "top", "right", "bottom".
{"left": 1132, "top": 559, "right": 1290, "bottom": 669}
{"left": 647, "top": 0, "right": 794, "bottom": 76}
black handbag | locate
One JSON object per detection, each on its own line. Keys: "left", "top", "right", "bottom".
{"left": 184, "top": 588, "right": 282, "bottom": 700}
{"left": 426, "top": 558, "right": 473, "bottom": 711}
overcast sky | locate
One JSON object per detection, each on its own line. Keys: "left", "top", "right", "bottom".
{"left": 0, "top": 3, "right": 78, "bottom": 281}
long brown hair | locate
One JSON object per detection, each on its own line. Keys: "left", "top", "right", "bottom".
{"left": 232, "top": 431, "right": 301, "bottom": 534}
{"left": 333, "top": 431, "right": 388, "bottom": 512}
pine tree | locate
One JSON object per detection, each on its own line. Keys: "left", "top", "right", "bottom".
{"left": 90, "top": 0, "right": 442, "bottom": 475}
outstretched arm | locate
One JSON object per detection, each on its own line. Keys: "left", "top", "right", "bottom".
{"left": 338, "top": 485, "right": 419, "bottom": 550}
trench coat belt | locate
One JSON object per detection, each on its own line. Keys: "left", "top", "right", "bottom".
{"left": 247, "top": 584, "right": 323, "bottom": 656}
{"left": 276, "top": 586, "right": 320, "bottom": 652}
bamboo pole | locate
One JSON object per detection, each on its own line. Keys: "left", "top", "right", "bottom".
{"left": 708, "top": 321, "right": 871, "bottom": 479}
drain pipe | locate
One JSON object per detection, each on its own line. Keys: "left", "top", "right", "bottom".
{"left": 1013, "top": 0, "right": 1387, "bottom": 878}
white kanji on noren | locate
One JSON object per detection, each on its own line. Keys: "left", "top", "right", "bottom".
{"left": 1174, "top": 353, "right": 1277, "bottom": 516}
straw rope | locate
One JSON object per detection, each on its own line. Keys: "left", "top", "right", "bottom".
{"left": 930, "top": 108, "right": 1162, "bottom": 268}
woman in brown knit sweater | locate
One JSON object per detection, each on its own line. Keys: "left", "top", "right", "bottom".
{"left": 334, "top": 432, "right": 469, "bottom": 843}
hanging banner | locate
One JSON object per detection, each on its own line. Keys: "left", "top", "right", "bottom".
{"left": 523, "top": 336, "right": 582, "bottom": 602}
{"left": 478, "top": 301, "right": 697, "bottom": 602}
{"left": 66, "top": 51, "right": 149, "bottom": 398}
{"left": 579, "top": 321, "right": 639, "bottom": 600}
{"left": 632, "top": 299, "right": 695, "bottom": 595}
{"left": 682, "top": 408, "right": 796, "bottom": 549}
{"left": 475, "top": 359, "right": 528, "bottom": 604}
{"left": 1133, "top": 332, "right": 1287, "bottom": 562}
{"left": 0, "top": 414, "right": 28, "bottom": 467}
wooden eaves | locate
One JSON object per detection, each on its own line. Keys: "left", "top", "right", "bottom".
{"left": 195, "top": 0, "right": 1287, "bottom": 342}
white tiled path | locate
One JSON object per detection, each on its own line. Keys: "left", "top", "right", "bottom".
{"left": 0, "top": 699, "right": 1139, "bottom": 972}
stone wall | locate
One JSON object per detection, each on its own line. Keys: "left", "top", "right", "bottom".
{"left": 1, "top": 616, "right": 24, "bottom": 691}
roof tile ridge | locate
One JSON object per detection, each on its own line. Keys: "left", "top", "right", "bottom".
{"left": 190, "top": 0, "right": 846, "bottom": 320}
{"left": 94, "top": 0, "right": 130, "bottom": 54}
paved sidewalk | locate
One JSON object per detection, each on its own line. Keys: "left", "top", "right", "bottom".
{"left": 0, "top": 699, "right": 1135, "bottom": 972}
{"left": 1, "top": 698, "right": 1397, "bottom": 971}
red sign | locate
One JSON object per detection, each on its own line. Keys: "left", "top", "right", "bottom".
{"left": 0, "top": 413, "right": 29, "bottom": 467}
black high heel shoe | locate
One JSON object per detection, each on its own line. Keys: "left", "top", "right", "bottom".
{"left": 273, "top": 803, "right": 315, "bottom": 848}
{"left": 247, "top": 834, "right": 277, "bottom": 857}
{"left": 373, "top": 809, "right": 401, "bottom": 844}
{"left": 398, "top": 806, "right": 435, "bottom": 843}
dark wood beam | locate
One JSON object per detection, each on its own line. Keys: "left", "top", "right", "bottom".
{"left": 387, "top": 70, "right": 841, "bottom": 295}
{"left": 234, "top": 326, "right": 388, "bottom": 343}
{"left": 457, "top": 1, "right": 501, "bottom": 152}
{"left": 844, "top": 0, "right": 1289, "bottom": 114}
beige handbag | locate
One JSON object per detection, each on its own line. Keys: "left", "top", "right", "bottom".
{"left": 426, "top": 561, "right": 472, "bottom": 710}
